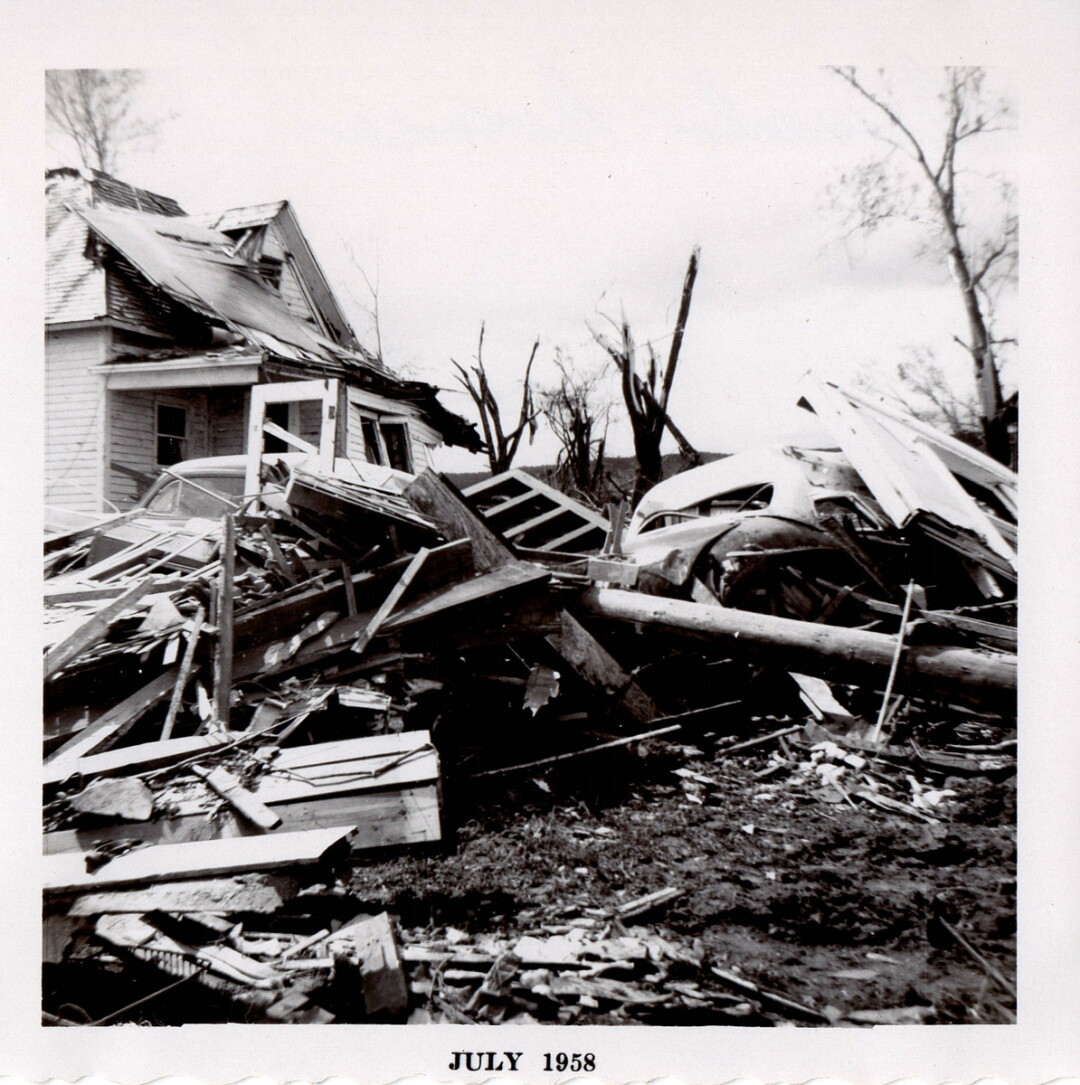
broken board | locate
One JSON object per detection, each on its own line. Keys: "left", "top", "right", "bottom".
{"left": 44, "top": 825, "right": 355, "bottom": 893}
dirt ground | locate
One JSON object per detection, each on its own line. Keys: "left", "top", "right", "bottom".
{"left": 343, "top": 728, "right": 1017, "bottom": 1026}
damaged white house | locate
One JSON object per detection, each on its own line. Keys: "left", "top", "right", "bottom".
{"left": 45, "top": 167, "right": 479, "bottom": 514}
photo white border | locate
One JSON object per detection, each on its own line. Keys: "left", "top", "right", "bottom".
{"left": 3, "top": 1, "right": 1079, "bottom": 1081}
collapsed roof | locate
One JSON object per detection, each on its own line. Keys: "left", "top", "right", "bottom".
{"left": 76, "top": 202, "right": 372, "bottom": 370}
{"left": 46, "top": 168, "right": 480, "bottom": 451}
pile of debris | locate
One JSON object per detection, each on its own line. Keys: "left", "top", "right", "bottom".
{"left": 42, "top": 382, "right": 1017, "bottom": 1026}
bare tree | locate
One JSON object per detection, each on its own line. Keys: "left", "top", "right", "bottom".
{"left": 340, "top": 239, "right": 385, "bottom": 363}
{"left": 829, "top": 66, "right": 1017, "bottom": 464}
{"left": 452, "top": 323, "right": 538, "bottom": 475}
{"left": 538, "top": 350, "right": 613, "bottom": 507}
{"left": 46, "top": 69, "right": 168, "bottom": 174}
{"left": 591, "top": 247, "right": 702, "bottom": 505}
{"left": 854, "top": 347, "right": 983, "bottom": 444}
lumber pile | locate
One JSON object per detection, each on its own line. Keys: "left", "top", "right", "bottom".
{"left": 42, "top": 428, "right": 1017, "bottom": 1025}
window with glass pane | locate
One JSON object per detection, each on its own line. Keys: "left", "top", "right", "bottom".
{"left": 156, "top": 405, "right": 187, "bottom": 466}
{"left": 380, "top": 423, "right": 412, "bottom": 472}
{"left": 361, "top": 419, "right": 384, "bottom": 465}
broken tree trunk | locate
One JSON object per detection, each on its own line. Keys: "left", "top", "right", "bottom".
{"left": 578, "top": 588, "right": 1016, "bottom": 704}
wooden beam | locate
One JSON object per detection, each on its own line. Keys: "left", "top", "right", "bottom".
{"left": 547, "top": 609, "right": 658, "bottom": 722}
{"left": 192, "top": 765, "right": 282, "bottom": 831}
{"left": 352, "top": 548, "right": 431, "bottom": 655}
{"left": 504, "top": 503, "right": 567, "bottom": 540}
{"left": 44, "top": 579, "right": 153, "bottom": 678}
{"left": 66, "top": 874, "right": 300, "bottom": 916}
{"left": 482, "top": 488, "right": 542, "bottom": 517}
{"left": 44, "top": 825, "right": 355, "bottom": 893}
{"left": 46, "top": 786, "right": 439, "bottom": 856}
{"left": 46, "top": 732, "right": 229, "bottom": 786}
{"left": 547, "top": 522, "right": 599, "bottom": 552}
{"left": 161, "top": 604, "right": 205, "bottom": 740}
{"left": 403, "top": 469, "right": 517, "bottom": 572}
{"left": 213, "top": 513, "right": 236, "bottom": 727}
{"left": 384, "top": 562, "right": 550, "bottom": 629}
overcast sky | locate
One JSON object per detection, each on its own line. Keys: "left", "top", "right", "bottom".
{"left": 44, "top": 22, "right": 1017, "bottom": 472}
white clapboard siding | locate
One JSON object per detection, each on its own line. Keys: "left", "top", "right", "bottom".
{"left": 45, "top": 327, "right": 109, "bottom": 513}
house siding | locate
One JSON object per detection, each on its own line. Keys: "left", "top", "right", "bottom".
{"left": 272, "top": 207, "right": 360, "bottom": 350}
{"left": 45, "top": 327, "right": 109, "bottom": 513}
{"left": 298, "top": 399, "right": 323, "bottom": 446}
{"left": 262, "top": 229, "right": 321, "bottom": 330}
{"left": 208, "top": 388, "right": 249, "bottom": 457}
{"left": 107, "top": 389, "right": 211, "bottom": 508}
{"left": 344, "top": 387, "right": 439, "bottom": 470}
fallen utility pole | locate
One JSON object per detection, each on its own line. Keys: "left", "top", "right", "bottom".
{"left": 577, "top": 589, "right": 1016, "bottom": 704}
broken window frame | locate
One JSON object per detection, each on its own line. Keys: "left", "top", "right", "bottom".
{"left": 352, "top": 406, "right": 415, "bottom": 473}
{"left": 263, "top": 401, "right": 299, "bottom": 454}
{"left": 245, "top": 380, "right": 339, "bottom": 507}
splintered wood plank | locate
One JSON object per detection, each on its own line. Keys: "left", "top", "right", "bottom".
{"left": 232, "top": 540, "right": 473, "bottom": 678}
{"left": 548, "top": 609, "right": 658, "bottom": 722}
{"left": 46, "top": 785, "right": 441, "bottom": 855}
{"left": 192, "top": 765, "right": 282, "bottom": 831}
{"left": 44, "top": 666, "right": 186, "bottom": 783}
{"left": 66, "top": 874, "right": 301, "bottom": 915}
{"left": 330, "top": 911, "right": 408, "bottom": 1015}
{"left": 236, "top": 564, "right": 549, "bottom": 680}
{"left": 213, "top": 512, "right": 236, "bottom": 727}
{"left": 385, "top": 563, "right": 550, "bottom": 628}
{"left": 352, "top": 548, "right": 431, "bottom": 654}
{"left": 404, "top": 469, "right": 518, "bottom": 572}
{"left": 44, "top": 579, "right": 153, "bottom": 677}
{"left": 44, "top": 825, "right": 355, "bottom": 894}
{"left": 45, "top": 732, "right": 230, "bottom": 785}
{"left": 160, "top": 604, "right": 206, "bottom": 740}
{"left": 275, "top": 787, "right": 441, "bottom": 849}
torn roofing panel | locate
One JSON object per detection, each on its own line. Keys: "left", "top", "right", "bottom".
{"left": 832, "top": 383, "right": 1017, "bottom": 521}
{"left": 86, "top": 169, "right": 186, "bottom": 217}
{"left": 46, "top": 168, "right": 185, "bottom": 326}
{"left": 189, "top": 201, "right": 288, "bottom": 232}
{"left": 76, "top": 203, "right": 366, "bottom": 369}
{"left": 798, "top": 377, "right": 1016, "bottom": 573}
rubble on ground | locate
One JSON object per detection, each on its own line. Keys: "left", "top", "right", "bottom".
{"left": 42, "top": 386, "right": 1017, "bottom": 1025}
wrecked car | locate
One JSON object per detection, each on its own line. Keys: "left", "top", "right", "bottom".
{"left": 81, "top": 453, "right": 417, "bottom": 566}
{"left": 622, "top": 445, "right": 892, "bottom": 616}
{"left": 622, "top": 442, "right": 1012, "bottom": 621}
